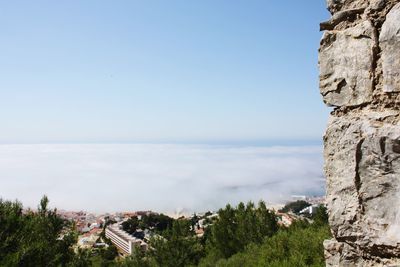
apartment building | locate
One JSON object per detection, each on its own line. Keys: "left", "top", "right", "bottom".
{"left": 105, "top": 223, "right": 142, "bottom": 255}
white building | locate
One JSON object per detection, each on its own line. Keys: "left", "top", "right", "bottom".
{"left": 299, "top": 205, "right": 319, "bottom": 215}
{"left": 105, "top": 223, "right": 145, "bottom": 255}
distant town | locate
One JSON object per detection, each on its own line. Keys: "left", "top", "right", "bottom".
{"left": 56, "top": 195, "right": 325, "bottom": 256}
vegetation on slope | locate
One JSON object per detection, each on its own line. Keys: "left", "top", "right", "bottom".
{"left": 0, "top": 197, "right": 330, "bottom": 267}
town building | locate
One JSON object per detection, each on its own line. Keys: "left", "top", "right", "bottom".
{"left": 299, "top": 204, "right": 319, "bottom": 215}
{"left": 105, "top": 222, "right": 146, "bottom": 255}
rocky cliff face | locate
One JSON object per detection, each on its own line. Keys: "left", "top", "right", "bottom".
{"left": 319, "top": 0, "right": 400, "bottom": 266}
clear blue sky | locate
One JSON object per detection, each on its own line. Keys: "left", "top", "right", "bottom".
{"left": 0, "top": 1, "right": 331, "bottom": 144}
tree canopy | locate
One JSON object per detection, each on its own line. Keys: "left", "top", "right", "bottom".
{"left": 0, "top": 196, "right": 77, "bottom": 267}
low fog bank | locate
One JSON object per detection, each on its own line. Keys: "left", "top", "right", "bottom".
{"left": 0, "top": 144, "right": 324, "bottom": 213}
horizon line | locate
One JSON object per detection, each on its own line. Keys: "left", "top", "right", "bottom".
{"left": 0, "top": 138, "right": 323, "bottom": 146}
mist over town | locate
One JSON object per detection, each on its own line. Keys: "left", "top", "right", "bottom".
{"left": 0, "top": 143, "right": 324, "bottom": 213}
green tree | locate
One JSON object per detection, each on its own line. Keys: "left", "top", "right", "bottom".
{"left": 0, "top": 196, "right": 77, "bottom": 267}
{"left": 203, "top": 219, "right": 331, "bottom": 267}
{"left": 121, "top": 246, "right": 157, "bottom": 267}
{"left": 149, "top": 219, "right": 204, "bottom": 267}
{"left": 312, "top": 205, "right": 329, "bottom": 226}
{"left": 100, "top": 244, "right": 119, "bottom": 261}
{"left": 67, "top": 248, "right": 93, "bottom": 267}
{"left": 0, "top": 199, "right": 24, "bottom": 262}
{"left": 122, "top": 216, "right": 140, "bottom": 234}
{"left": 139, "top": 213, "right": 174, "bottom": 233}
{"left": 205, "top": 201, "right": 278, "bottom": 260}
{"left": 207, "top": 204, "right": 238, "bottom": 258}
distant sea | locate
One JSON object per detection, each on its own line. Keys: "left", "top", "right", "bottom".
{"left": 0, "top": 143, "right": 324, "bottom": 213}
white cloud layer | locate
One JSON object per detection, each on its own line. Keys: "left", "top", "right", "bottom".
{"left": 0, "top": 144, "right": 324, "bottom": 213}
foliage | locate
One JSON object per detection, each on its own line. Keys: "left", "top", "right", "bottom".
{"left": 202, "top": 219, "right": 331, "bottom": 267}
{"left": 100, "top": 244, "right": 119, "bottom": 261}
{"left": 205, "top": 201, "right": 278, "bottom": 259}
{"left": 148, "top": 219, "right": 204, "bottom": 267}
{"left": 67, "top": 248, "right": 93, "bottom": 267}
{"left": 139, "top": 213, "right": 174, "bottom": 233}
{"left": 312, "top": 205, "right": 329, "bottom": 226}
{"left": 120, "top": 246, "right": 157, "bottom": 267}
{"left": 0, "top": 196, "right": 77, "bottom": 267}
{"left": 121, "top": 213, "right": 174, "bottom": 238}
{"left": 121, "top": 216, "right": 140, "bottom": 234}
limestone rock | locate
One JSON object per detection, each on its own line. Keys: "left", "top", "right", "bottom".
{"left": 323, "top": 239, "right": 342, "bottom": 266}
{"left": 327, "top": 0, "right": 369, "bottom": 14}
{"left": 380, "top": 3, "right": 400, "bottom": 92}
{"left": 324, "top": 109, "right": 400, "bottom": 266}
{"left": 320, "top": 0, "right": 400, "bottom": 265}
{"left": 319, "top": 20, "right": 374, "bottom": 107}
